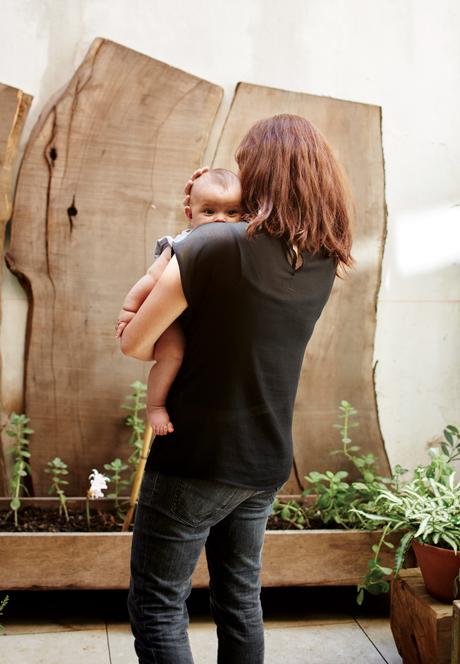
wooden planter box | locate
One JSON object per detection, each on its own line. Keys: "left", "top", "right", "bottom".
{"left": 0, "top": 497, "right": 405, "bottom": 590}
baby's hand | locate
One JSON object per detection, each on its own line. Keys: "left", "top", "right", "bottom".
{"left": 115, "top": 309, "right": 136, "bottom": 338}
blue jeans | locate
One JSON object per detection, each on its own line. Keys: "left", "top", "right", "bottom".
{"left": 127, "top": 470, "right": 278, "bottom": 663}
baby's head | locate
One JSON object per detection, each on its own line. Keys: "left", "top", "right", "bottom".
{"left": 185, "top": 168, "right": 242, "bottom": 227}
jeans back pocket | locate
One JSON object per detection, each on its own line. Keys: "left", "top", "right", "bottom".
{"left": 168, "top": 476, "right": 252, "bottom": 528}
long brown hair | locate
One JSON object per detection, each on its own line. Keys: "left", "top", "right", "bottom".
{"left": 235, "top": 114, "right": 354, "bottom": 275}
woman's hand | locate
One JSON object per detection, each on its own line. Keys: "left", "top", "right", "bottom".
{"left": 183, "top": 166, "right": 209, "bottom": 215}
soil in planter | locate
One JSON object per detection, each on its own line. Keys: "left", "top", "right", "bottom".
{"left": 0, "top": 508, "right": 336, "bottom": 532}
{"left": 0, "top": 506, "right": 133, "bottom": 532}
{"left": 267, "top": 515, "right": 338, "bottom": 530}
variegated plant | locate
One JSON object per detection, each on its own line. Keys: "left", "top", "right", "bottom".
{"left": 352, "top": 425, "right": 460, "bottom": 604}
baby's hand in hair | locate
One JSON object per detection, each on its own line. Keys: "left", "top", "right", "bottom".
{"left": 115, "top": 309, "right": 136, "bottom": 338}
{"left": 182, "top": 166, "right": 209, "bottom": 210}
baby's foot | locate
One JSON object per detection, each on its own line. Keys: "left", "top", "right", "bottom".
{"left": 148, "top": 405, "right": 174, "bottom": 436}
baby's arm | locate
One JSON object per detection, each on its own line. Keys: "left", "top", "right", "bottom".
{"left": 116, "top": 247, "right": 172, "bottom": 337}
{"left": 147, "top": 320, "right": 186, "bottom": 435}
{"left": 122, "top": 274, "right": 155, "bottom": 313}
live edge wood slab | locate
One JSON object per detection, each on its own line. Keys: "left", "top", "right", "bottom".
{"left": 5, "top": 39, "right": 223, "bottom": 496}
{"left": 0, "top": 525, "right": 402, "bottom": 591}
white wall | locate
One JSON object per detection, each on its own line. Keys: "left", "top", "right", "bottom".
{"left": 1, "top": 0, "right": 459, "bottom": 473}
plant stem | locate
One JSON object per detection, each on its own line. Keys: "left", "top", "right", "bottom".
{"left": 85, "top": 496, "right": 91, "bottom": 530}
{"left": 13, "top": 460, "right": 24, "bottom": 527}
{"left": 373, "top": 523, "right": 391, "bottom": 563}
{"left": 342, "top": 407, "right": 351, "bottom": 459}
{"left": 57, "top": 488, "right": 69, "bottom": 521}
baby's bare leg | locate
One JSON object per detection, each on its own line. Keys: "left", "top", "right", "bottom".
{"left": 147, "top": 320, "right": 185, "bottom": 436}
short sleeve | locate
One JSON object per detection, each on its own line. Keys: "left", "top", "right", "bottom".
{"left": 172, "top": 222, "right": 240, "bottom": 310}
{"left": 153, "top": 235, "right": 173, "bottom": 259}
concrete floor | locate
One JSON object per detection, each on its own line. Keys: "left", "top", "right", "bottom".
{"left": 0, "top": 587, "right": 402, "bottom": 663}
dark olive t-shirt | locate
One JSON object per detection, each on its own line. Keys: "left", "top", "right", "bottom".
{"left": 145, "top": 221, "right": 336, "bottom": 490}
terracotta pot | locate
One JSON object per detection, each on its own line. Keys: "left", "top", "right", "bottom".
{"left": 412, "top": 538, "right": 460, "bottom": 603}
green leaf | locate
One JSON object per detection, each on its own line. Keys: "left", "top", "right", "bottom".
{"left": 281, "top": 506, "right": 291, "bottom": 520}
{"left": 10, "top": 497, "right": 20, "bottom": 510}
{"left": 394, "top": 532, "right": 414, "bottom": 576}
{"left": 379, "top": 566, "right": 393, "bottom": 576}
{"left": 366, "top": 581, "right": 390, "bottom": 595}
{"left": 356, "top": 588, "right": 364, "bottom": 605}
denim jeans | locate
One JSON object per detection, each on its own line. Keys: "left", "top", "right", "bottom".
{"left": 127, "top": 469, "right": 278, "bottom": 664}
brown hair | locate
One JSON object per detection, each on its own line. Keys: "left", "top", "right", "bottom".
{"left": 235, "top": 114, "right": 354, "bottom": 275}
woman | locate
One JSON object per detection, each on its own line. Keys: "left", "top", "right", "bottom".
{"left": 120, "top": 114, "right": 353, "bottom": 663}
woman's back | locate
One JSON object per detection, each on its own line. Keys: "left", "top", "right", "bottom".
{"left": 146, "top": 221, "right": 336, "bottom": 490}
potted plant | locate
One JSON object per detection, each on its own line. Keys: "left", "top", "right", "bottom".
{"left": 352, "top": 424, "right": 460, "bottom": 603}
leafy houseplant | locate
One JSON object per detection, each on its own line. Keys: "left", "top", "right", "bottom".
{"left": 353, "top": 425, "right": 460, "bottom": 603}
{"left": 45, "top": 457, "right": 70, "bottom": 522}
{"left": 121, "top": 380, "right": 147, "bottom": 484}
{"left": 303, "top": 401, "right": 406, "bottom": 532}
{"left": 6, "top": 413, "right": 33, "bottom": 526}
{"left": 104, "top": 458, "right": 130, "bottom": 519}
{"left": 2, "top": 382, "right": 146, "bottom": 529}
{"left": 271, "top": 498, "right": 309, "bottom": 529}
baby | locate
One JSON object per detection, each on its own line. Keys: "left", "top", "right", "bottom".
{"left": 116, "top": 168, "right": 242, "bottom": 436}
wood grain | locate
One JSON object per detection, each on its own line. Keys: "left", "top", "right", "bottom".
{"left": 0, "top": 528, "right": 399, "bottom": 590}
{"left": 0, "top": 83, "right": 32, "bottom": 495}
{"left": 452, "top": 600, "right": 460, "bottom": 663}
{"left": 213, "top": 83, "right": 390, "bottom": 492}
{"left": 391, "top": 568, "right": 453, "bottom": 664}
{"left": 0, "top": 84, "right": 32, "bottom": 227}
{"left": 5, "top": 40, "right": 222, "bottom": 494}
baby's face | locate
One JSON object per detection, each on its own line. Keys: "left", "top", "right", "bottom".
{"left": 187, "top": 182, "right": 242, "bottom": 227}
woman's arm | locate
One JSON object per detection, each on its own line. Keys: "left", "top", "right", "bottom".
{"left": 120, "top": 256, "right": 187, "bottom": 361}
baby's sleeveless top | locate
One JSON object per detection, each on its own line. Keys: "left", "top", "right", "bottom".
{"left": 145, "top": 221, "right": 337, "bottom": 491}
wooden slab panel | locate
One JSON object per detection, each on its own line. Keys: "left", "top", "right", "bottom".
{"left": 6, "top": 39, "right": 222, "bottom": 494}
{"left": 0, "top": 84, "right": 32, "bottom": 227}
{"left": 0, "top": 83, "right": 32, "bottom": 495}
{"left": 213, "top": 83, "right": 390, "bottom": 492}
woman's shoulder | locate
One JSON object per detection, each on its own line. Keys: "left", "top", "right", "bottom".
{"left": 181, "top": 221, "right": 247, "bottom": 253}
{"left": 188, "top": 221, "right": 247, "bottom": 240}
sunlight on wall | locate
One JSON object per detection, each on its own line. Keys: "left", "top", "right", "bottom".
{"left": 395, "top": 205, "right": 460, "bottom": 279}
